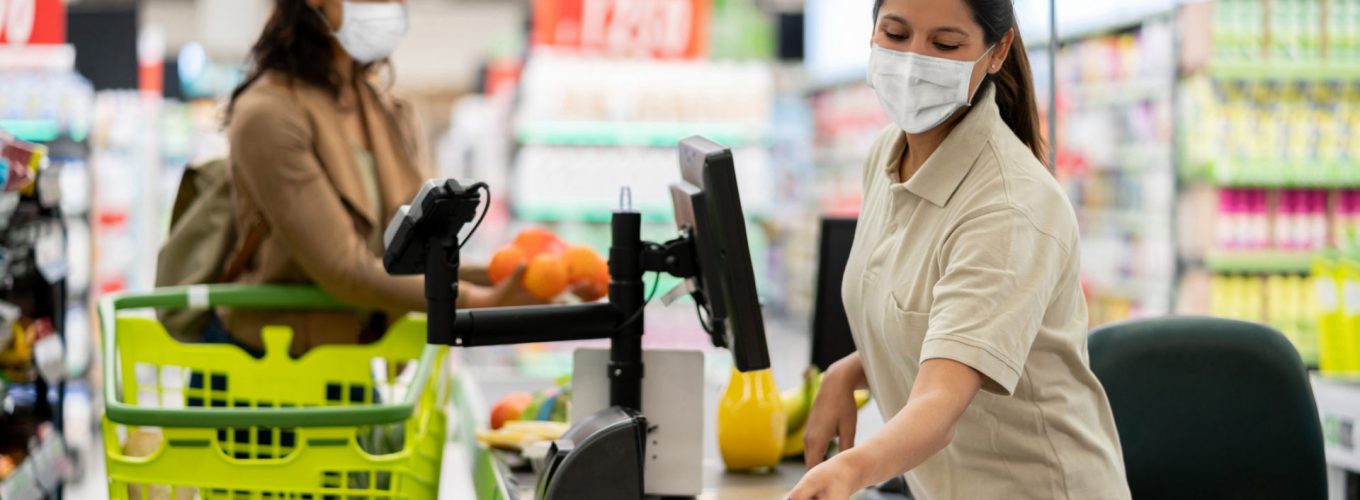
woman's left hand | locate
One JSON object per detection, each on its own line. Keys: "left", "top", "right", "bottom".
{"left": 787, "top": 455, "right": 864, "bottom": 500}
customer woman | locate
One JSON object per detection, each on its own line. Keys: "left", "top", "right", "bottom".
{"left": 789, "top": 0, "right": 1130, "bottom": 498}
{"left": 222, "top": 0, "right": 541, "bottom": 355}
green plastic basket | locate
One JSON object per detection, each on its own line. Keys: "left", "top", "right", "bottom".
{"left": 99, "top": 285, "right": 447, "bottom": 499}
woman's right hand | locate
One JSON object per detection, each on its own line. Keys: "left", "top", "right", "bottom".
{"left": 804, "top": 352, "right": 868, "bottom": 469}
{"left": 461, "top": 265, "right": 549, "bottom": 308}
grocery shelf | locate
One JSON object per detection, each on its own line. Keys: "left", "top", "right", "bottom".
{"left": 516, "top": 121, "right": 765, "bottom": 148}
{"left": 1063, "top": 78, "right": 1172, "bottom": 108}
{"left": 1209, "top": 160, "right": 1360, "bottom": 188}
{"left": 1209, "top": 61, "right": 1360, "bottom": 82}
{"left": 1077, "top": 207, "right": 1171, "bottom": 232}
{"left": 1204, "top": 250, "right": 1315, "bottom": 274}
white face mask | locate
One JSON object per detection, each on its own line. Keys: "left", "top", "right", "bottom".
{"left": 866, "top": 44, "right": 995, "bottom": 134}
{"left": 318, "top": 1, "right": 409, "bottom": 64}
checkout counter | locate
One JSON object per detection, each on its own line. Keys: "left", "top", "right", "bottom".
{"left": 435, "top": 330, "right": 910, "bottom": 500}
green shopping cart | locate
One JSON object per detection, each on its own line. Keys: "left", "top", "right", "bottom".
{"left": 99, "top": 285, "right": 447, "bottom": 499}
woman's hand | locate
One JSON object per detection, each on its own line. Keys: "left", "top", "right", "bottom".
{"left": 803, "top": 353, "right": 867, "bottom": 468}
{"left": 460, "top": 266, "right": 548, "bottom": 308}
{"left": 787, "top": 453, "right": 866, "bottom": 500}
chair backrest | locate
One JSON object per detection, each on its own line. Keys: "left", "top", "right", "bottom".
{"left": 1089, "top": 316, "right": 1327, "bottom": 500}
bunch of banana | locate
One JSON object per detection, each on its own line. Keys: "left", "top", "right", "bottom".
{"left": 781, "top": 366, "right": 871, "bottom": 458}
{"left": 476, "top": 420, "right": 571, "bottom": 451}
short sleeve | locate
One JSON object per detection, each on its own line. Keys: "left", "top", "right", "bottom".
{"left": 920, "top": 207, "right": 1070, "bottom": 396}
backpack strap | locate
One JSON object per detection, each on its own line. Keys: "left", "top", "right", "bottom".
{"left": 219, "top": 220, "right": 267, "bottom": 283}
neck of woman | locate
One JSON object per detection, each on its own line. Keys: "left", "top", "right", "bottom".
{"left": 898, "top": 109, "right": 967, "bottom": 182}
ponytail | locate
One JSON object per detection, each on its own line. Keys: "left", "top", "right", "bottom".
{"left": 988, "top": 28, "right": 1047, "bottom": 166}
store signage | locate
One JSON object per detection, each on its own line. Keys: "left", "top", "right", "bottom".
{"left": 0, "top": 0, "right": 64, "bottom": 45}
{"left": 532, "top": 0, "right": 710, "bottom": 59}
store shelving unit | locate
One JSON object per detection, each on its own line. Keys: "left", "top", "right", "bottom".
{"left": 0, "top": 55, "right": 96, "bottom": 497}
{"left": 1176, "top": 0, "right": 1359, "bottom": 366}
{"left": 1055, "top": 12, "right": 1180, "bottom": 326}
{"left": 1205, "top": 250, "right": 1317, "bottom": 274}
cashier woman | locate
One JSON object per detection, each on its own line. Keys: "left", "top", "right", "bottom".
{"left": 789, "top": 0, "right": 1131, "bottom": 499}
{"left": 221, "top": 0, "right": 546, "bottom": 355}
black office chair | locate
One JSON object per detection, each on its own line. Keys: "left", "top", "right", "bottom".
{"left": 1089, "top": 317, "right": 1328, "bottom": 500}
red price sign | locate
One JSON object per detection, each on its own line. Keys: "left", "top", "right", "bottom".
{"left": 533, "top": 0, "right": 710, "bottom": 59}
{"left": 0, "top": 0, "right": 65, "bottom": 45}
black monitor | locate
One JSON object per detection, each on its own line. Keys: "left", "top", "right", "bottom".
{"left": 811, "top": 217, "right": 858, "bottom": 371}
{"left": 669, "top": 137, "right": 770, "bottom": 372}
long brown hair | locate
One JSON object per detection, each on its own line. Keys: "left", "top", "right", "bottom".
{"left": 874, "top": 0, "right": 1047, "bottom": 165}
{"left": 225, "top": 0, "right": 374, "bottom": 122}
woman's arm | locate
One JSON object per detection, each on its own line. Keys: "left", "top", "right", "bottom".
{"left": 230, "top": 92, "right": 520, "bottom": 311}
{"left": 843, "top": 359, "right": 981, "bottom": 486}
{"left": 790, "top": 358, "right": 982, "bottom": 498}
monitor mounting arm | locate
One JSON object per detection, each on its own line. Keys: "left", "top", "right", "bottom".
{"left": 383, "top": 180, "right": 705, "bottom": 411}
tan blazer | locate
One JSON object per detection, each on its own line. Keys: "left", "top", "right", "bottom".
{"left": 223, "top": 72, "right": 430, "bottom": 355}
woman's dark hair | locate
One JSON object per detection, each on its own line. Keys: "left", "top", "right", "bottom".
{"left": 225, "top": 0, "right": 372, "bottom": 121}
{"left": 874, "top": 0, "right": 1047, "bottom": 165}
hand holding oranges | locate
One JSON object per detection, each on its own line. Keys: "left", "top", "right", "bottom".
{"left": 489, "top": 228, "right": 610, "bottom": 301}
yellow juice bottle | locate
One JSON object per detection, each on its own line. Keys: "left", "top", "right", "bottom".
{"left": 717, "top": 368, "right": 786, "bottom": 471}
{"left": 1317, "top": 256, "right": 1344, "bottom": 374}
{"left": 1342, "top": 258, "right": 1360, "bottom": 375}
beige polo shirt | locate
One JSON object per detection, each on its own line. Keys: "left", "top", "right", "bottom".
{"left": 843, "top": 86, "right": 1130, "bottom": 499}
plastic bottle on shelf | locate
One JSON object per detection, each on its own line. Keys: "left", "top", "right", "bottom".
{"left": 1239, "top": 189, "right": 1257, "bottom": 249}
{"left": 1278, "top": 190, "right": 1298, "bottom": 251}
{"left": 1267, "top": 273, "right": 1288, "bottom": 337}
{"left": 1344, "top": 191, "right": 1360, "bottom": 246}
{"left": 1218, "top": 189, "right": 1240, "bottom": 249}
{"left": 1311, "top": 190, "right": 1330, "bottom": 250}
{"left": 1330, "top": 191, "right": 1343, "bottom": 248}
{"left": 1252, "top": 189, "right": 1272, "bottom": 249}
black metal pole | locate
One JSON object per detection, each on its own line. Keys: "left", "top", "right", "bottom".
{"left": 608, "top": 210, "right": 644, "bottom": 411}
{"left": 454, "top": 303, "right": 618, "bottom": 346}
{"left": 426, "top": 240, "right": 457, "bottom": 346}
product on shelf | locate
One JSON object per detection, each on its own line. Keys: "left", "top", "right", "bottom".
{"left": 1210, "top": 272, "right": 1319, "bottom": 364}
{"left": 1056, "top": 18, "right": 1178, "bottom": 326}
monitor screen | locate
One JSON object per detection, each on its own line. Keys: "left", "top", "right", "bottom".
{"left": 811, "top": 217, "right": 858, "bottom": 371}
{"left": 671, "top": 136, "right": 770, "bottom": 372}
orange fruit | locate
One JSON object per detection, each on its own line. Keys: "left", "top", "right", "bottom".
{"left": 490, "top": 392, "right": 533, "bottom": 430}
{"left": 563, "top": 245, "right": 607, "bottom": 284}
{"left": 578, "top": 268, "right": 610, "bottom": 302}
{"left": 488, "top": 246, "right": 527, "bottom": 284}
{"left": 513, "top": 227, "right": 563, "bottom": 259}
{"left": 523, "top": 253, "right": 569, "bottom": 300}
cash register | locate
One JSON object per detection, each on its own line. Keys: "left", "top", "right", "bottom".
{"left": 383, "top": 136, "right": 770, "bottom": 499}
